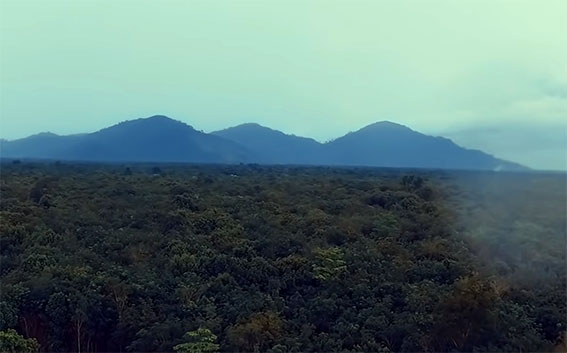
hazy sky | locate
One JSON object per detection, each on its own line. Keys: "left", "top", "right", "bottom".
{"left": 1, "top": 0, "right": 566, "bottom": 169}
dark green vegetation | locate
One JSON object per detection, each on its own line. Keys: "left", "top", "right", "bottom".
{"left": 1, "top": 115, "right": 526, "bottom": 170}
{"left": 0, "top": 162, "right": 564, "bottom": 352}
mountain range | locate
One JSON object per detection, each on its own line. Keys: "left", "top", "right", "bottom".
{"left": 0, "top": 115, "right": 526, "bottom": 171}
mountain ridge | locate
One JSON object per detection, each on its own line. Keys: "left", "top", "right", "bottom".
{"left": 1, "top": 115, "right": 527, "bottom": 171}
{"left": 1, "top": 115, "right": 250, "bottom": 163}
{"left": 212, "top": 123, "right": 322, "bottom": 164}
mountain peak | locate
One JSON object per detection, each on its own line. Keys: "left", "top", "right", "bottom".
{"left": 104, "top": 115, "right": 196, "bottom": 132}
{"left": 145, "top": 115, "right": 172, "bottom": 121}
{"left": 21, "top": 132, "right": 61, "bottom": 140}
{"left": 214, "top": 123, "right": 284, "bottom": 136}
{"left": 133, "top": 115, "right": 180, "bottom": 125}
{"left": 212, "top": 122, "right": 322, "bottom": 164}
{"left": 362, "top": 121, "right": 412, "bottom": 131}
{"left": 231, "top": 123, "right": 269, "bottom": 130}
{"left": 340, "top": 121, "right": 414, "bottom": 138}
{"left": 236, "top": 122, "right": 263, "bottom": 127}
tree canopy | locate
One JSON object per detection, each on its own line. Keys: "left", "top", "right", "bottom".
{"left": 0, "top": 162, "right": 564, "bottom": 352}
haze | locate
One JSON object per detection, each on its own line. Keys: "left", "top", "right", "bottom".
{"left": 1, "top": 0, "right": 565, "bottom": 170}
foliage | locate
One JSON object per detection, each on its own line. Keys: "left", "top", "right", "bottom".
{"left": 0, "top": 162, "right": 564, "bottom": 352}
{"left": 312, "top": 247, "right": 347, "bottom": 280}
{"left": 0, "top": 329, "right": 40, "bottom": 352}
{"left": 174, "top": 328, "right": 219, "bottom": 353}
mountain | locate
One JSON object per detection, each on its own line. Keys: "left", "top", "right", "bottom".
{"left": 324, "top": 121, "right": 525, "bottom": 170}
{"left": 0, "top": 132, "right": 85, "bottom": 160}
{"left": 212, "top": 123, "right": 322, "bottom": 164}
{"left": 0, "top": 116, "right": 527, "bottom": 170}
{"left": 1, "top": 115, "right": 250, "bottom": 163}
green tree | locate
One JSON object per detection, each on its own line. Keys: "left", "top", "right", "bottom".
{"left": 0, "top": 329, "right": 40, "bottom": 353}
{"left": 174, "top": 328, "right": 220, "bottom": 353}
{"left": 312, "top": 247, "right": 347, "bottom": 280}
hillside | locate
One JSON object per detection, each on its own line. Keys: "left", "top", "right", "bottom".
{"left": 212, "top": 123, "right": 322, "bottom": 164}
{"left": 1, "top": 116, "right": 249, "bottom": 164}
{"left": 324, "top": 121, "right": 525, "bottom": 170}
{"left": 1, "top": 116, "right": 527, "bottom": 170}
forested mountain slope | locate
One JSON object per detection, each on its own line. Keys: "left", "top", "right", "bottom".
{"left": 1, "top": 116, "right": 527, "bottom": 171}
{"left": 0, "top": 163, "right": 563, "bottom": 352}
{"left": 324, "top": 122, "right": 525, "bottom": 170}
{"left": 212, "top": 123, "right": 323, "bottom": 164}
{"left": 1, "top": 116, "right": 250, "bottom": 163}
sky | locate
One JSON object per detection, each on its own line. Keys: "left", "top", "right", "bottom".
{"left": 0, "top": 0, "right": 565, "bottom": 170}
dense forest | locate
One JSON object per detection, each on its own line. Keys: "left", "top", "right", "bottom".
{"left": 0, "top": 162, "right": 565, "bottom": 352}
